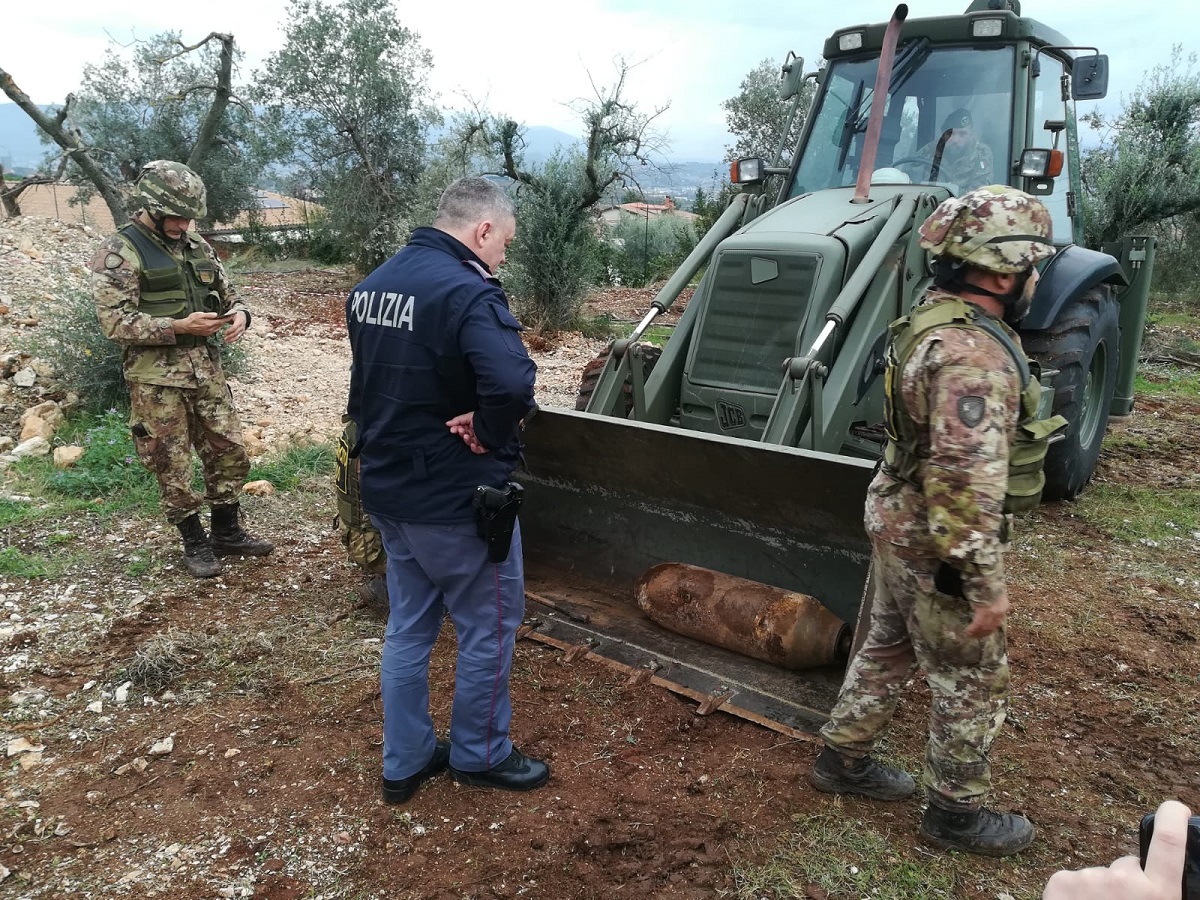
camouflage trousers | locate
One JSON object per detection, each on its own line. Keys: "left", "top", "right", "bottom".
{"left": 338, "top": 516, "right": 387, "bottom": 575}
{"left": 820, "top": 538, "right": 1010, "bottom": 809}
{"left": 334, "top": 418, "right": 386, "bottom": 576}
{"left": 127, "top": 377, "right": 251, "bottom": 526}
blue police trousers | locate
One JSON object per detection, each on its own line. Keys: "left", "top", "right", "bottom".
{"left": 373, "top": 513, "right": 525, "bottom": 779}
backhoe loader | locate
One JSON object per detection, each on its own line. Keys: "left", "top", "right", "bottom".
{"left": 515, "top": 0, "right": 1156, "bottom": 738}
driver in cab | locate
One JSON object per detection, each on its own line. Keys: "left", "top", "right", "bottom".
{"left": 914, "top": 107, "right": 994, "bottom": 192}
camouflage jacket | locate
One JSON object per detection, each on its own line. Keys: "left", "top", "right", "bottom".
{"left": 918, "top": 138, "right": 994, "bottom": 192}
{"left": 865, "top": 291, "right": 1022, "bottom": 607}
{"left": 91, "top": 219, "right": 248, "bottom": 387}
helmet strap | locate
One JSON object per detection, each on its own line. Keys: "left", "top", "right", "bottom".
{"left": 146, "top": 210, "right": 183, "bottom": 244}
{"left": 933, "top": 258, "right": 1033, "bottom": 324}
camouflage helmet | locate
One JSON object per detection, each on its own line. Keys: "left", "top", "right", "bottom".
{"left": 136, "top": 160, "right": 207, "bottom": 219}
{"left": 918, "top": 184, "right": 1054, "bottom": 274}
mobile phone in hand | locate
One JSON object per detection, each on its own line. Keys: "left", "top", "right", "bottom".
{"left": 1139, "top": 811, "right": 1200, "bottom": 900}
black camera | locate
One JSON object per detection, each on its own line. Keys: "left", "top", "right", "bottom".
{"left": 1139, "top": 811, "right": 1200, "bottom": 900}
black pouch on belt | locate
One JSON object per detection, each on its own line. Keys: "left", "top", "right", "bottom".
{"left": 473, "top": 481, "right": 524, "bottom": 563}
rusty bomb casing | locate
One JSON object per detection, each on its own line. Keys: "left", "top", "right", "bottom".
{"left": 635, "top": 563, "right": 851, "bottom": 670}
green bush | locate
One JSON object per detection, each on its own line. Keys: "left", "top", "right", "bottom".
{"left": 25, "top": 271, "right": 250, "bottom": 413}
{"left": 506, "top": 156, "right": 606, "bottom": 332}
{"left": 605, "top": 213, "right": 698, "bottom": 288}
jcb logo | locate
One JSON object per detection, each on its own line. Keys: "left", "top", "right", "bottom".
{"left": 717, "top": 400, "right": 746, "bottom": 432}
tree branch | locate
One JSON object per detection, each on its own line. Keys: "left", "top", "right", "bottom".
{"left": 186, "top": 33, "right": 236, "bottom": 171}
{"left": 0, "top": 68, "right": 129, "bottom": 224}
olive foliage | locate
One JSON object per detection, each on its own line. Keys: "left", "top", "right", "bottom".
{"left": 64, "top": 32, "right": 263, "bottom": 225}
{"left": 254, "top": 0, "right": 441, "bottom": 272}
{"left": 1081, "top": 46, "right": 1200, "bottom": 280}
{"left": 721, "top": 57, "right": 814, "bottom": 165}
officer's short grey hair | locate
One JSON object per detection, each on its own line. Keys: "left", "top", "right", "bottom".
{"left": 434, "top": 177, "right": 516, "bottom": 231}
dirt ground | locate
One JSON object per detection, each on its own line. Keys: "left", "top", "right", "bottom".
{"left": 2, "top": 258, "right": 1199, "bottom": 899}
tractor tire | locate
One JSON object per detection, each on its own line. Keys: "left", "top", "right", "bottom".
{"left": 575, "top": 341, "right": 662, "bottom": 414}
{"left": 1021, "top": 286, "right": 1120, "bottom": 501}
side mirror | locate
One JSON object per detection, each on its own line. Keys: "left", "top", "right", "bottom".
{"left": 780, "top": 52, "right": 807, "bottom": 100}
{"left": 1072, "top": 53, "right": 1109, "bottom": 100}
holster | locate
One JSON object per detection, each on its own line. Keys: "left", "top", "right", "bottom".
{"left": 473, "top": 481, "right": 524, "bottom": 563}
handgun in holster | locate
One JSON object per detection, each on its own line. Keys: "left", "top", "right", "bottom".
{"left": 473, "top": 481, "right": 524, "bottom": 563}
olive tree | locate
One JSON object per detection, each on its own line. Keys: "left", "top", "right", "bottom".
{"left": 254, "top": 0, "right": 441, "bottom": 272}
{"left": 1081, "top": 47, "right": 1200, "bottom": 257}
{"left": 1, "top": 32, "right": 255, "bottom": 225}
{"left": 722, "top": 56, "right": 814, "bottom": 165}
{"left": 458, "top": 62, "right": 668, "bottom": 329}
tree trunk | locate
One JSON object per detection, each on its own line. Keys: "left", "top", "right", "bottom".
{"left": 186, "top": 34, "right": 236, "bottom": 170}
{"left": 0, "top": 68, "right": 130, "bottom": 226}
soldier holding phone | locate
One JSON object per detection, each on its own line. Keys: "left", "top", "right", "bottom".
{"left": 91, "top": 160, "right": 272, "bottom": 578}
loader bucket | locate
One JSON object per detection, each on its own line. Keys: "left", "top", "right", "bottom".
{"left": 516, "top": 408, "right": 876, "bottom": 737}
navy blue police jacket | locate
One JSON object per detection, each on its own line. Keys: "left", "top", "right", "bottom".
{"left": 345, "top": 226, "right": 536, "bottom": 524}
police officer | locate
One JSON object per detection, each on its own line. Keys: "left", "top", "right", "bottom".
{"left": 915, "top": 108, "right": 994, "bottom": 191}
{"left": 91, "top": 161, "right": 273, "bottom": 578}
{"left": 346, "top": 176, "right": 548, "bottom": 804}
{"left": 809, "top": 185, "right": 1059, "bottom": 857}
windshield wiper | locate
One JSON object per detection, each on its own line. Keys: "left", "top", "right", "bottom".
{"left": 845, "top": 38, "right": 933, "bottom": 139}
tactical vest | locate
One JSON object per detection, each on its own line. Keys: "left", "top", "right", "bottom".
{"left": 881, "top": 296, "right": 1066, "bottom": 513}
{"left": 335, "top": 416, "right": 369, "bottom": 528}
{"left": 118, "top": 223, "right": 222, "bottom": 347}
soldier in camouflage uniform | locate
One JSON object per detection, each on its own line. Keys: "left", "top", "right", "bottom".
{"left": 913, "top": 108, "right": 994, "bottom": 192}
{"left": 335, "top": 416, "right": 388, "bottom": 612}
{"left": 91, "top": 160, "right": 273, "bottom": 578}
{"left": 809, "top": 185, "right": 1058, "bottom": 858}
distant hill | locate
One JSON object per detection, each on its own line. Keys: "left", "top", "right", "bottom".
{"left": 0, "top": 103, "right": 52, "bottom": 172}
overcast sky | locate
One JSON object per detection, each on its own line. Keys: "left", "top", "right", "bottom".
{"left": 5, "top": 0, "right": 1195, "bottom": 161}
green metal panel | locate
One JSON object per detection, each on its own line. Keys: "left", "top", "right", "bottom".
{"left": 1105, "top": 236, "right": 1158, "bottom": 416}
{"left": 688, "top": 249, "right": 822, "bottom": 393}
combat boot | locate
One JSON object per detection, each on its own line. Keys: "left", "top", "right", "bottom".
{"left": 358, "top": 574, "right": 389, "bottom": 610}
{"left": 209, "top": 503, "right": 274, "bottom": 558}
{"left": 176, "top": 513, "right": 222, "bottom": 578}
{"left": 809, "top": 745, "right": 916, "bottom": 801}
{"left": 919, "top": 803, "right": 1035, "bottom": 857}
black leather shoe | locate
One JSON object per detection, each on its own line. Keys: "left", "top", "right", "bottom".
{"left": 449, "top": 747, "right": 550, "bottom": 792}
{"left": 382, "top": 740, "right": 450, "bottom": 804}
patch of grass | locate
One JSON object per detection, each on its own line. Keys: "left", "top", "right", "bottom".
{"left": 125, "top": 555, "right": 155, "bottom": 577}
{"left": 0, "top": 546, "right": 52, "bottom": 578}
{"left": 223, "top": 250, "right": 332, "bottom": 276}
{"left": 730, "top": 812, "right": 961, "bottom": 900}
{"left": 1074, "top": 483, "right": 1200, "bottom": 544}
{"left": 640, "top": 324, "right": 674, "bottom": 347}
{"left": 577, "top": 313, "right": 625, "bottom": 342}
{"left": 574, "top": 315, "right": 673, "bottom": 348}
{"left": 41, "top": 410, "right": 159, "bottom": 511}
{"left": 0, "top": 498, "right": 51, "bottom": 530}
{"left": 248, "top": 442, "right": 335, "bottom": 491}
{"left": 1135, "top": 368, "right": 1200, "bottom": 398}
{"left": 124, "top": 630, "right": 219, "bottom": 692}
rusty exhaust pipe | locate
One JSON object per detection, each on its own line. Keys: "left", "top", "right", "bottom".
{"left": 852, "top": 4, "right": 909, "bottom": 204}
{"left": 636, "top": 563, "right": 851, "bottom": 670}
